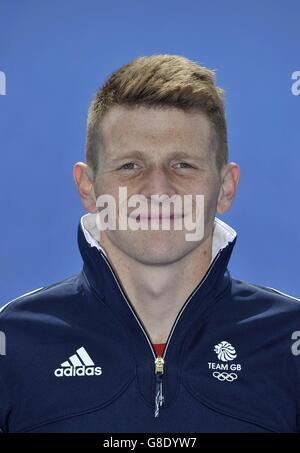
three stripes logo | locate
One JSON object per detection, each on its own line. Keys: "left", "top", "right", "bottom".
{"left": 54, "top": 346, "right": 102, "bottom": 377}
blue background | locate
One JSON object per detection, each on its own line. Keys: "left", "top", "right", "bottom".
{"left": 0, "top": 0, "right": 299, "bottom": 305}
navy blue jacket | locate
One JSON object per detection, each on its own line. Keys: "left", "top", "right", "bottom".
{"left": 1, "top": 214, "right": 300, "bottom": 433}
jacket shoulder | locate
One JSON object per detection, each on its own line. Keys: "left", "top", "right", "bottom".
{"left": 0, "top": 273, "right": 81, "bottom": 320}
{"left": 230, "top": 277, "right": 300, "bottom": 311}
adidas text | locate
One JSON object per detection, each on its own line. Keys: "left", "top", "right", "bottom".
{"left": 54, "top": 365, "right": 102, "bottom": 377}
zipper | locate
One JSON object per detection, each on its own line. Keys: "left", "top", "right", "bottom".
{"left": 99, "top": 249, "right": 222, "bottom": 418}
{"left": 154, "top": 356, "right": 164, "bottom": 417}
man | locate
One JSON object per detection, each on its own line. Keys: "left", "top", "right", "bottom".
{"left": 1, "top": 54, "right": 300, "bottom": 433}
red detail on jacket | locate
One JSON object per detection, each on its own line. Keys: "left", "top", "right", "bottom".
{"left": 153, "top": 343, "right": 165, "bottom": 357}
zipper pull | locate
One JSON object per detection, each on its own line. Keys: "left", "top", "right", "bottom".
{"left": 154, "top": 356, "right": 164, "bottom": 418}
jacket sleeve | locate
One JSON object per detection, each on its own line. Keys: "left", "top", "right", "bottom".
{"left": 0, "top": 358, "right": 11, "bottom": 433}
{"left": 0, "top": 317, "right": 13, "bottom": 433}
{"left": 290, "top": 328, "right": 300, "bottom": 433}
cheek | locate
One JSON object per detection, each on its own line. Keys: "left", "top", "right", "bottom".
{"left": 188, "top": 178, "right": 220, "bottom": 215}
{"left": 94, "top": 182, "right": 135, "bottom": 215}
{"left": 180, "top": 175, "right": 218, "bottom": 199}
{"left": 94, "top": 173, "right": 118, "bottom": 197}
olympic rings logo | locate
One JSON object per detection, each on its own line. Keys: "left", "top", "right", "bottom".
{"left": 213, "top": 371, "right": 238, "bottom": 382}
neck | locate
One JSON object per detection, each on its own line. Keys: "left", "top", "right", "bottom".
{"left": 99, "top": 233, "right": 213, "bottom": 344}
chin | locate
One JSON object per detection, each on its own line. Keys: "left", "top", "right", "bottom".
{"left": 114, "top": 231, "right": 198, "bottom": 266}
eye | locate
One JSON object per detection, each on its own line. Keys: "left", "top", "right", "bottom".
{"left": 119, "top": 162, "right": 140, "bottom": 170}
{"left": 173, "top": 162, "right": 194, "bottom": 169}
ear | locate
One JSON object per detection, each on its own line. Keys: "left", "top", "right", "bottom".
{"left": 73, "top": 162, "right": 98, "bottom": 213}
{"left": 216, "top": 162, "right": 240, "bottom": 214}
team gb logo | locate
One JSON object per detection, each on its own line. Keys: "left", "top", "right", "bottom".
{"left": 214, "top": 341, "right": 237, "bottom": 362}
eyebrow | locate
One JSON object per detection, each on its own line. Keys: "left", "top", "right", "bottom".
{"left": 109, "top": 150, "right": 147, "bottom": 163}
{"left": 166, "top": 151, "right": 206, "bottom": 161}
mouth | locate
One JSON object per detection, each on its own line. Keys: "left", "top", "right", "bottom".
{"left": 131, "top": 213, "right": 185, "bottom": 221}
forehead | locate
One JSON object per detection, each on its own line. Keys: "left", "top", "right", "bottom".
{"left": 99, "top": 105, "right": 212, "bottom": 158}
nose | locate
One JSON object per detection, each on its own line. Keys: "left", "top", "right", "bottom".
{"left": 140, "top": 167, "right": 176, "bottom": 200}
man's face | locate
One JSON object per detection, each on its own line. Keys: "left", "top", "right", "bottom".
{"left": 91, "top": 105, "right": 223, "bottom": 265}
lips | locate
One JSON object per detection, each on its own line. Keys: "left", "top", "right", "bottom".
{"left": 132, "top": 213, "right": 185, "bottom": 221}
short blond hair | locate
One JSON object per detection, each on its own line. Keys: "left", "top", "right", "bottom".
{"left": 86, "top": 54, "right": 228, "bottom": 176}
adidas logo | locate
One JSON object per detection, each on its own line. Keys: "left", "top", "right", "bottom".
{"left": 54, "top": 346, "right": 102, "bottom": 377}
